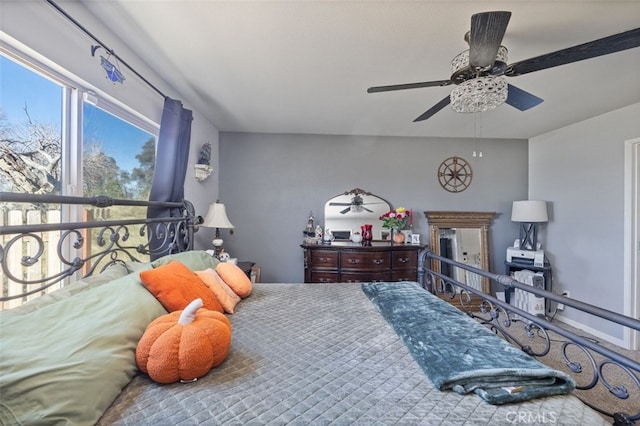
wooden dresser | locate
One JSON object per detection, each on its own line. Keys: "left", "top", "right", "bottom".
{"left": 301, "top": 242, "right": 426, "bottom": 283}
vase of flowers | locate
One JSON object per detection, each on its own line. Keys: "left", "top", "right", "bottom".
{"left": 379, "top": 207, "right": 411, "bottom": 243}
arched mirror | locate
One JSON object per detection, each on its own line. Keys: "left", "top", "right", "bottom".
{"left": 324, "top": 188, "right": 390, "bottom": 240}
{"left": 424, "top": 211, "right": 496, "bottom": 307}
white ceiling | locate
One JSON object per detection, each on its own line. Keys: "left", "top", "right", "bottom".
{"left": 81, "top": 1, "right": 640, "bottom": 140}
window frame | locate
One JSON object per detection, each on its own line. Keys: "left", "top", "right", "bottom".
{"left": 1, "top": 39, "right": 160, "bottom": 200}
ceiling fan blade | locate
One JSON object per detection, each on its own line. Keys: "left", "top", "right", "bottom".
{"left": 367, "top": 80, "right": 452, "bottom": 93}
{"left": 505, "top": 27, "right": 640, "bottom": 77}
{"left": 505, "top": 84, "right": 544, "bottom": 111}
{"left": 468, "top": 11, "right": 511, "bottom": 69}
{"left": 340, "top": 207, "right": 351, "bottom": 214}
{"left": 413, "top": 96, "right": 451, "bottom": 122}
{"left": 362, "top": 206, "right": 374, "bottom": 213}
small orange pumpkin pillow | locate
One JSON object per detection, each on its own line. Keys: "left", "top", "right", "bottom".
{"left": 139, "top": 261, "right": 223, "bottom": 313}
{"left": 216, "top": 262, "right": 252, "bottom": 298}
{"left": 136, "top": 298, "right": 232, "bottom": 384}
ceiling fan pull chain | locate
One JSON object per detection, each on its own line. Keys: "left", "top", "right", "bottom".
{"left": 472, "top": 112, "right": 484, "bottom": 158}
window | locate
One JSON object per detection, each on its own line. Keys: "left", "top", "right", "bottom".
{"left": 83, "top": 102, "right": 156, "bottom": 200}
{"left": 0, "top": 53, "right": 157, "bottom": 198}
{"left": 1, "top": 54, "right": 66, "bottom": 308}
{"left": 82, "top": 102, "right": 156, "bottom": 268}
{"left": 0, "top": 54, "right": 63, "bottom": 194}
{"left": 1, "top": 50, "right": 158, "bottom": 308}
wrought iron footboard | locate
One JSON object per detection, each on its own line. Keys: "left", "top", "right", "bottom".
{"left": 0, "top": 192, "right": 196, "bottom": 305}
{"left": 419, "top": 249, "right": 640, "bottom": 425}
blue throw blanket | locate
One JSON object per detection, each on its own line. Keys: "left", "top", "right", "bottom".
{"left": 362, "top": 282, "right": 575, "bottom": 405}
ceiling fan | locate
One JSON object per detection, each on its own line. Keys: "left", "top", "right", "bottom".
{"left": 367, "top": 11, "right": 640, "bottom": 122}
{"left": 330, "top": 194, "right": 380, "bottom": 214}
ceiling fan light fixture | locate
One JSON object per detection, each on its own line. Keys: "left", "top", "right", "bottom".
{"left": 450, "top": 46, "right": 508, "bottom": 75}
{"left": 450, "top": 50, "right": 470, "bottom": 75}
{"left": 450, "top": 76, "right": 508, "bottom": 113}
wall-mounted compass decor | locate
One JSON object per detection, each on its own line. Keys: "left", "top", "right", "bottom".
{"left": 437, "top": 156, "right": 473, "bottom": 193}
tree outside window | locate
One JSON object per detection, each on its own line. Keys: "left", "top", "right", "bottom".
{"left": 0, "top": 55, "right": 62, "bottom": 194}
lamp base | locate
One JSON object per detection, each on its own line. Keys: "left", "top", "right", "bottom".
{"left": 212, "top": 238, "right": 224, "bottom": 258}
{"left": 519, "top": 223, "right": 539, "bottom": 251}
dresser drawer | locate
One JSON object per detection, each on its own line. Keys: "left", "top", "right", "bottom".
{"left": 341, "top": 252, "right": 391, "bottom": 271}
{"left": 391, "top": 270, "right": 418, "bottom": 282}
{"left": 341, "top": 271, "right": 391, "bottom": 283}
{"left": 392, "top": 250, "right": 418, "bottom": 269}
{"left": 310, "top": 250, "right": 339, "bottom": 269}
{"left": 310, "top": 271, "right": 340, "bottom": 283}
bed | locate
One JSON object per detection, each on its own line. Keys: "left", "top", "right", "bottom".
{"left": 1, "top": 192, "right": 638, "bottom": 425}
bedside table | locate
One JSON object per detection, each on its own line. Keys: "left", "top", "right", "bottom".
{"left": 237, "top": 261, "right": 261, "bottom": 283}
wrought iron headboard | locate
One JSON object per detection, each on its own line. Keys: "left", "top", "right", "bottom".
{"left": 419, "top": 249, "right": 640, "bottom": 425}
{"left": 0, "top": 192, "right": 196, "bottom": 303}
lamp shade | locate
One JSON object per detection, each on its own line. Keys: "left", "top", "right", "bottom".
{"left": 202, "top": 202, "right": 234, "bottom": 229}
{"left": 511, "top": 200, "right": 548, "bottom": 223}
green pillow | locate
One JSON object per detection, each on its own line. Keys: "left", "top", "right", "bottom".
{"left": 1, "top": 263, "right": 140, "bottom": 317}
{"left": 125, "top": 260, "right": 154, "bottom": 274}
{"left": 151, "top": 250, "right": 219, "bottom": 271}
{"left": 0, "top": 272, "right": 166, "bottom": 425}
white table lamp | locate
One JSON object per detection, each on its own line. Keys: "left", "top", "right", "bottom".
{"left": 201, "top": 201, "right": 235, "bottom": 257}
{"left": 511, "top": 200, "right": 548, "bottom": 250}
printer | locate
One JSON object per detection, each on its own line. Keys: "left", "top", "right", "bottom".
{"left": 506, "top": 247, "right": 545, "bottom": 267}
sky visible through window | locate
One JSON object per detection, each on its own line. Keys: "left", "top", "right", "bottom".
{"left": 83, "top": 103, "right": 154, "bottom": 172}
{"left": 0, "top": 55, "right": 61, "bottom": 125}
{"left": 0, "top": 54, "right": 154, "bottom": 181}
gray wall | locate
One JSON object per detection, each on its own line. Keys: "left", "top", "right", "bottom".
{"left": 529, "top": 102, "right": 640, "bottom": 341}
{"left": 218, "top": 132, "right": 528, "bottom": 283}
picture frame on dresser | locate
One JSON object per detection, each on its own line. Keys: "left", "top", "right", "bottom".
{"left": 331, "top": 229, "right": 352, "bottom": 241}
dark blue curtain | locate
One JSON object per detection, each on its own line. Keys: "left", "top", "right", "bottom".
{"left": 147, "top": 97, "right": 193, "bottom": 259}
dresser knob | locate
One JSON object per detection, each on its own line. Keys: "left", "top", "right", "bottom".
{"left": 348, "top": 259, "right": 359, "bottom": 264}
{"left": 398, "top": 257, "right": 409, "bottom": 263}
{"left": 372, "top": 259, "right": 384, "bottom": 265}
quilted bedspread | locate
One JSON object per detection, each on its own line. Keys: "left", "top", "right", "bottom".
{"left": 98, "top": 283, "right": 608, "bottom": 425}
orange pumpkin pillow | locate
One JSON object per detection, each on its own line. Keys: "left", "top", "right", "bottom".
{"left": 139, "top": 261, "right": 223, "bottom": 313}
{"left": 136, "top": 298, "right": 232, "bottom": 384}
{"left": 216, "top": 262, "right": 252, "bottom": 298}
{"left": 195, "top": 269, "right": 241, "bottom": 314}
